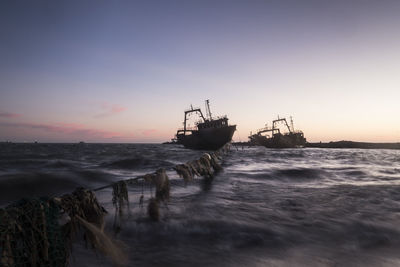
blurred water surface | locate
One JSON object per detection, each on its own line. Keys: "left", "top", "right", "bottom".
{"left": 1, "top": 143, "right": 400, "bottom": 266}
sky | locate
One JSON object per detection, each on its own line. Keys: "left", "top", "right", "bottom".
{"left": 0, "top": 0, "right": 399, "bottom": 143}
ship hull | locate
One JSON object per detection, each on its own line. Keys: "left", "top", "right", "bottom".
{"left": 177, "top": 125, "right": 236, "bottom": 150}
{"left": 251, "top": 133, "right": 306, "bottom": 148}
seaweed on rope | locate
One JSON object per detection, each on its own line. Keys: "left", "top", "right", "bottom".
{"left": 112, "top": 180, "right": 129, "bottom": 233}
{"left": 174, "top": 163, "right": 194, "bottom": 183}
{"left": 210, "top": 153, "right": 223, "bottom": 171}
{"left": 186, "top": 154, "right": 213, "bottom": 178}
{"left": 0, "top": 142, "right": 232, "bottom": 266}
{"left": 153, "top": 168, "right": 170, "bottom": 202}
{"left": 147, "top": 198, "right": 160, "bottom": 222}
{"left": 142, "top": 168, "right": 170, "bottom": 221}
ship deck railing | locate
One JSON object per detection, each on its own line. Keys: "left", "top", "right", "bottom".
{"left": 177, "top": 127, "right": 197, "bottom": 132}
{"left": 196, "top": 115, "right": 228, "bottom": 124}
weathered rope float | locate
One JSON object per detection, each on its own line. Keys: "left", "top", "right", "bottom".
{"left": 0, "top": 143, "right": 231, "bottom": 266}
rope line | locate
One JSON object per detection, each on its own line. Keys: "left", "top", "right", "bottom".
{"left": 0, "top": 142, "right": 232, "bottom": 266}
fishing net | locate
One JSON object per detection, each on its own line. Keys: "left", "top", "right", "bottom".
{"left": 0, "top": 142, "right": 232, "bottom": 266}
{"left": 0, "top": 198, "right": 68, "bottom": 267}
{"left": 59, "top": 188, "right": 126, "bottom": 265}
{"left": 0, "top": 187, "right": 123, "bottom": 266}
{"left": 60, "top": 187, "right": 106, "bottom": 233}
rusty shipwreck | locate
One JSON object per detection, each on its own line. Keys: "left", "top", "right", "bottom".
{"left": 249, "top": 117, "right": 306, "bottom": 148}
{"left": 175, "top": 100, "right": 236, "bottom": 150}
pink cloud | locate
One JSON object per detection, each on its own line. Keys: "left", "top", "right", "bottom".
{"left": 0, "top": 121, "right": 134, "bottom": 140}
{"left": 0, "top": 112, "right": 21, "bottom": 118}
{"left": 111, "top": 105, "right": 126, "bottom": 113}
{"left": 95, "top": 102, "right": 127, "bottom": 118}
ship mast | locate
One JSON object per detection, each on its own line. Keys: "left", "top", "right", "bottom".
{"left": 205, "top": 99, "right": 212, "bottom": 120}
{"left": 290, "top": 116, "right": 294, "bottom": 132}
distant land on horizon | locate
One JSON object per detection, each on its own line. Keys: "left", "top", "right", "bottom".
{"left": 2, "top": 140, "right": 400, "bottom": 150}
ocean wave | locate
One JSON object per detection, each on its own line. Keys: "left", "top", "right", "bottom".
{"left": 344, "top": 221, "right": 399, "bottom": 249}
{"left": 228, "top": 167, "right": 332, "bottom": 183}
{"left": 44, "top": 160, "right": 79, "bottom": 169}
{"left": 0, "top": 159, "right": 48, "bottom": 168}
{"left": 273, "top": 168, "right": 328, "bottom": 180}
{"left": 3, "top": 144, "right": 400, "bottom": 266}
{"left": 119, "top": 218, "right": 283, "bottom": 250}
{"left": 0, "top": 172, "right": 79, "bottom": 205}
{"left": 101, "top": 157, "right": 175, "bottom": 170}
{"left": 0, "top": 169, "right": 113, "bottom": 206}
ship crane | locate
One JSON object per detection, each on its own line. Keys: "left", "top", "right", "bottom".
{"left": 205, "top": 99, "right": 212, "bottom": 120}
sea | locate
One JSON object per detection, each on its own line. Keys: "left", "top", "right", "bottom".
{"left": 1, "top": 143, "right": 400, "bottom": 266}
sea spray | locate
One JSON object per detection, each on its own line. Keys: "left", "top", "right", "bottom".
{"left": 75, "top": 216, "right": 128, "bottom": 265}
